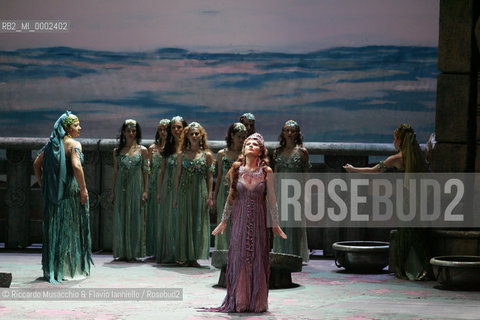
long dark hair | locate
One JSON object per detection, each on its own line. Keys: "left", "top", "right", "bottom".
{"left": 162, "top": 117, "right": 188, "bottom": 158}
{"left": 239, "top": 115, "right": 256, "bottom": 136}
{"left": 154, "top": 121, "right": 169, "bottom": 146}
{"left": 225, "top": 122, "right": 247, "bottom": 148}
{"left": 394, "top": 124, "right": 427, "bottom": 173}
{"left": 274, "top": 121, "right": 304, "bottom": 160}
{"left": 115, "top": 120, "right": 142, "bottom": 155}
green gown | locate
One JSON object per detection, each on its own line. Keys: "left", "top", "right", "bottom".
{"left": 146, "top": 152, "right": 163, "bottom": 256}
{"left": 113, "top": 153, "right": 146, "bottom": 260}
{"left": 214, "top": 156, "right": 234, "bottom": 250}
{"left": 156, "top": 154, "right": 178, "bottom": 263}
{"left": 272, "top": 148, "right": 310, "bottom": 262}
{"left": 378, "top": 161, "right": 433, "bottom": 280}
{"left": 176, "top": 152, "right": 213, "bottom": 262}
{"left": 42, "top": 147, "right": 92, "bottom": 283}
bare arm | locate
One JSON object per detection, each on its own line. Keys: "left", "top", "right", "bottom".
{"left": 343, "top": 164, "right": 381, "bottom": 173}
{"left": 33, "top": 151, "right": 44, "bottom": 187}
{"left": 111, "top": 149, "right": 118, "bottom": 204}
{"left": 206, "top": 151, "right": 215, "bottom": 208}
{"left": 343, "top": 152, "right": 402, "bottom": 173}
{"left": 157, "top": 156, "right": 166, "bottom": 202}
{"left": 300, "top": 147, "right": 310, "bottom": 173}
{"left": 213, "top": 149, "right": 225, "bottom": 204}
{"left": 148, "top": 144, "right": 154, "bottom": 168}
{"left": 173, "top": 152, "right": 183, "bottom": 208}
{"left": 141, "top": 146, "right": 149, "bottom": 202}
{"left": 70, "top": 142, "right": 88, "bottom": 205}
{"left": 273, "top": 150, "right": 278, "bottom": 173}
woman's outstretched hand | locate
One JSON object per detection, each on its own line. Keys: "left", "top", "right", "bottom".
{"left": 212, "top": 221, "right": 227, "bottom": 235}
{"left": 80, "top": 189, "right": 88, "bottom": 205}
{"left": 273, "top": 226, "right": 287, "bottom": 239}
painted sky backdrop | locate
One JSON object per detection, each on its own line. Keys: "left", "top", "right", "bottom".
{"left": 1, "top": 0, "right": 438, "bottom": 52}
{"left": 0, "top": 1, "right": 439, "bottom": 143}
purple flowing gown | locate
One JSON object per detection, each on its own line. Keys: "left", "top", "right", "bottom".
{"left": 212, "top": 167, "right": 270, "bottom": 313}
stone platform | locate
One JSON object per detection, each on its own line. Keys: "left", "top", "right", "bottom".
{"left": 1, "top": 251, "right": 480, "bottom": 319}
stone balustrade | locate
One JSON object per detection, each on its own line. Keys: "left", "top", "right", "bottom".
{"left": 0, "top": 137, "right": 397, "bottom": 253}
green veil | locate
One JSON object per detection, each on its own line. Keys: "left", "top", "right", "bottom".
{"left": 42, "top": 111, "right": 72, "bottom": 205}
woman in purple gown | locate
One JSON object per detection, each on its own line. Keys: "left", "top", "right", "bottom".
{"left": 210, "top": 133, "right": 287, "bottom": 313}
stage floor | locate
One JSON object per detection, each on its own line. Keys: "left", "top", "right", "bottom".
{"left": 1, "top": 252, "right": 480, "bottom": 319}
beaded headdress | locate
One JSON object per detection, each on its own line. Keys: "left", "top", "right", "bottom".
{"left": 233, "top": 122, "right": 247, "bottom": 132}
{"left": 285, "top": 120, "right": 298, "bottom": 127}
{"left": 171, "top": 116, "right": 184, "bottom": 123}
{"left": 159, "top": 119, "right": 170, "bottom": 126}
{"left": 63, "top": 113, "right": 78, "bottom": 127}
{"left": 241, "top": 113, "right": 255, "bottom": 121}
{"left": 124, "top": 119, "right": 137, "bottom": 128}
{"left": 188, "top": 122, "right": 201, "bottom": 129}
{"left": 243, "top": 132, "right": 264, "bottom": 148}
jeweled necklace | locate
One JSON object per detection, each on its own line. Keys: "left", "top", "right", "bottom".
{"left": 240, "top": 165, "right": 262, "bottom": 184}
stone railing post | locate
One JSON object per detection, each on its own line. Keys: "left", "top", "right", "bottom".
{"left": 5, "top": 149, "right": 31, "bottom": 248}
{"left": 99, "top": 139, "right": 116, "bottom": 250}
{"left": 79, "top": 139, "right": 102, "bottom": 250}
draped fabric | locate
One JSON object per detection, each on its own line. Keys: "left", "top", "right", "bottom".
{"left": 42, "top": 111, "right": 71, "bottom": 205}
{"left": 208, "top": 178, "right": 270, "bottom": 312}
{"left": 272, "top": 148, "right": 310, "bottom": 262}
{"left": 214, "top": 156, "right": 234, "bottom": 250}
{"left": 156, "top": 154, "right": 179, "bottom": 263}
{"left": 176, "top": 153, "right": 211, "bottom": 262}
{"left": 42, "top": 147, "right": 93, "bottom": 284}
{"left": 146, "top": 152, "right": 163, "bottom": 256}
{"left": 113, "top": 153, "right": 146, "bottom": 260}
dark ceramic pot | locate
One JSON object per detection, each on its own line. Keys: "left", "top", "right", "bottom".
{"left": 430, "top": 255, "right": 480, "bottom": 290}
{"left": 332, "top": 241, "right": 390, "bottom": 273}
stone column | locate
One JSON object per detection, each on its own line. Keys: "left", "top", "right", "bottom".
{"left": 434, "top": 0, "right": 479, "bottom": 172}
{"left": 5, "top": 149, "right": 31, "bottom": 248}
{"left": 82, "top": 139, "right": 102, "bottom": 251}
{"left": 430, "top": 0, "right": 480, "bottom": 260}
{"left": 99, "top": 140, "right": 116, "bottom": 251}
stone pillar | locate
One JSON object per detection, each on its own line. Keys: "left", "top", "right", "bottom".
{"left": 100, "top": 141, "right": 115, "bottom": 251}
{"left": 83, "top": 144, "right": 102, "bottom": 251}
{"left": 5, "top": 149, "right": 31, "bottom": 248}
{"left": 434, "top": 0, "right": 479, "bottom": 172}
{"left": 429, "top": 0, "right": 480, "bottom": 263}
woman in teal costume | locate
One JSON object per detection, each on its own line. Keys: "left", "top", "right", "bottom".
{"left": 33, "top": 111, "right": 92, "bottom": 284}
{"left": 174, "top": 122, "right": 215, "bottom": 266}
{"left": 272, "top": 120, "right": 311, "bottom": 262}
{"left": 213, "top": 122, "right": 247, "bottom": 250}
{"left": 111, "top": 119, "right": 149, "bottom": 261}
{"left": 344, "top": 124, "right": 432, "bottom": 280}
{"left": 156, "top": 116, "right": 187, "bottom": 263}
{"left": 145, "top": 119, "right": 169, "bottom": 257}
{"left": 239, "top": 112, "right": 256, "bottom": 137}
